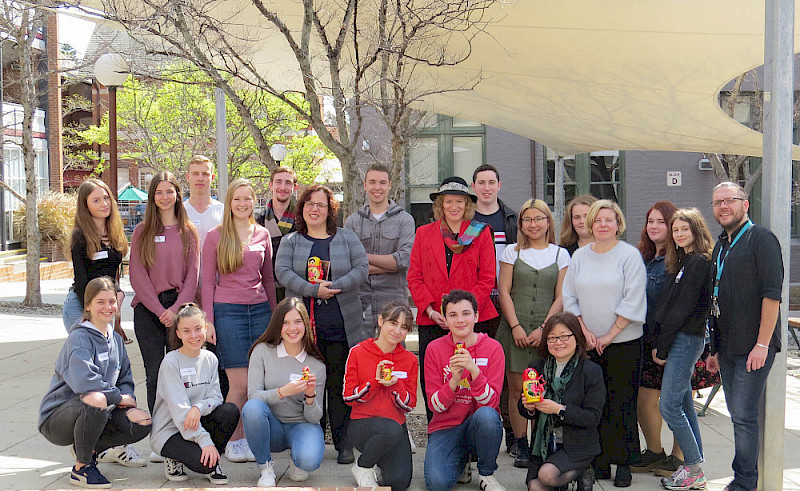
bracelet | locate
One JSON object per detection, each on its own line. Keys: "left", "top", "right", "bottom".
{"left": 276, "top": 387, "right": 283, "bottom": 399}
{"left": 511, "top": 324, "right": 522, "bottom": 329}
{"left": 756, "top": 343, "right": 769, "bottom": 350}
{"left": 304, "top": 393, "right": 316, "bottom": 399}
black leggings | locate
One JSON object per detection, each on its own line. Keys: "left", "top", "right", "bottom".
{"left": 317, "top": 337, "right": 352, "bottom": 451}
{"left": 40, "top": 397, "right": 151, "bottom": 464}
{"left": 133, "top": 289, "right": 178, "bottom": 413}
{"left": 349, "top": 417, "right": 412, "bottom": 491}
{"left": 160, "top": 403, "right": 239, "bottom": 474}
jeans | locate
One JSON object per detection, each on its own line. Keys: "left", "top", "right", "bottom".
{"left": 659, "top": 333, "right": 706, "bottom": 466}
{"left": 39, "top": 397, "right": 151, "bottom": 464}
{"left": 62, "top": 289, "right": 83, "bottom": 331}
{"left": 160, "top": 402, "right": 239, "bottom": 474}
{"left": 718, "top": 349, "right": 776, "bottom": 491}
{"left": 241, "top": 398, "right": 325, "bottom": 470}
{"left": 424, "top": 406, "right": 503, "bottom": 491}
{"left": 349, "top": 417, "right": 412, "bottom": 491}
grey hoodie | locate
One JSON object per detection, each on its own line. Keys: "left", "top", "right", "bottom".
{"left": 38, "top": 320, "right": 135, "bottom": 430}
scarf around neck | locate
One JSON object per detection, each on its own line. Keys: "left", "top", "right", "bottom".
{"left": 531, "top": 355, "right": 579, "bottom": 460}
{"left": 440, "top": 219, "right": 488, "bottom": 254}
{"left": 267, "top": 198, "right": 296, "bottom": 235}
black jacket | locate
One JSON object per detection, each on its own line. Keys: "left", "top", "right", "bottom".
{"left": 497, "top": 199, "right": 518, "bottom": 243}
{"left": 653, "top": 253, "right": 710, "bottom": 360}
{"left": 518, "top": 357, "right": 605, "bottom": 464}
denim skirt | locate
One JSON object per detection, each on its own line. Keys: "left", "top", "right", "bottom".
{"left": 214, "top": 301, "right": 271, "bottom": 369}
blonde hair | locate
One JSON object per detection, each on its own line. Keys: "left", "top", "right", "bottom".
{"left": 665, "top": 208, "right": 714, "bottom": 274}
{"left": 217, "top": 179, "right": 255, "bottom": 274}
{"left": 71, "top": 179, "right": 128, "bottom": 258}
{"left": 585, "top": 199, "right": 626, "bottom": 236}
{"left": 431, "top": 195, "right": 476, "bottom": 222}
{"left": 559, "top": 195, "right": 597, "bottom": 249}
{"left": 138, "top": 172, "right": 198, "bottom": 270}
{"left": 516, "top": 199, "right": 555, "bottom": 250}
{"left": 188, "top": 154, "right": 213, "bottom": 169}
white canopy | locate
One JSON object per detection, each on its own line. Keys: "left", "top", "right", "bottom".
{"left": 77, "top": 0, "right": 800, "bottom": 158}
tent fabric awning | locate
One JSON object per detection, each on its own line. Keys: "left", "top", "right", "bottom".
{"left": 117, "top": 183, "right": 148, "bottom": 201}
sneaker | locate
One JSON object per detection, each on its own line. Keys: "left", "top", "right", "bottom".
{"left": 661, "top": 465, "right": 707, "bottom": 490}
{"left": 654, "top": 455, "right": 684, "bottom": 477}
{"left": 258, "top": 461, "right": 276, "bottom": 487}
{"left": 97, "top": 445, "right": 147, "bottom": 467}
{"left": 288, "top": 461, "right": 309, "bottom": 482}
{"left": 351, "top": 463, "right": 379, "bottom": 487}
{"left": 205, "top": 464, "right": 229, "bottom": 485}
{"left": 241, "top": 439, "right": 256, "bottom": 462}
{"left": 374, "top": 465, "right": 383, "bottom": 484}
{"left": 224, "top": 440, "right": 248, "bottom": 463}
{"left": 458, "top": 461, "right": 473, "bottom": 484}
{"left": 630, "top": 448, "right": 667, "bottom": 473}
{"left": 164, "top": 458, "right": 188, "bottom": 482}
{"left": 70, "top": 462, "right": 111, "bottom": 489}
{"left": 149, "top": 451, "right": 164, "bottom": 463}
{"left": 479, "top": 474, "right": 506, "bottom": 491}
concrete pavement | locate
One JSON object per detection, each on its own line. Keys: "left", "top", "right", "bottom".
{"left": 1, "top": 279, "right": 799, "bottom": 489}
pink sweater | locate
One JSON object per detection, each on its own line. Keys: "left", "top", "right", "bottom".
{"left": 424, "top": 333, "right": 505, "bottom": 434}
{"left": 130, "top": 224, "right": 200, "bottom": 316}
{"left": 201, "top": 226, "right": 277, "bottom": 323}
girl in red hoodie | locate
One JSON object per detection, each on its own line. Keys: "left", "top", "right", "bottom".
{"left": 343, "top": 301, "right": 418, "bottom": 490}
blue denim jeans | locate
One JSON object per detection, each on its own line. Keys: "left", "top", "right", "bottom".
{"left": 424, "top": 406, "right": 503, "bottom": 491}
{"left": 62, "top": 289, "right": 83, "bottom": 332}
{"left": 659, "top": 332, "right": 706, "bottom": 466}
{"left": 718, "top": 349, "right": 776, "bottom": 490}
{"left": 241, "top": 398, "right": 325, "bottom": 470}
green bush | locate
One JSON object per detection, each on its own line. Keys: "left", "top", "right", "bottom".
{"left": 13, "top": 191, "right": 77, "bottom": 245}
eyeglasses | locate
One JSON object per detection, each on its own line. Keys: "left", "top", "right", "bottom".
{"left": 306, "top": 202, "right": 329, "bottom": 210}
{"left": 546, "top": 333, "right": 575, "bottom": 344}
{"left": 711, "top": 197, "right": 746, "bottom": 208}
{"left": 521, "top": 217, "right": 548, "bottom": 225}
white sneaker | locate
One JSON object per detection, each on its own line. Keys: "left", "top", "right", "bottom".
{"left": 408, "top": 427, "right": 417, "bottom": 454}
{"left": 225, "top": 440, "right": 248, "bottom": 463}
{"left": 149, "top": 451, "right": 164, "bottom": 463}
{"left": 287, "top": 461, "right": 309, "bottom": 482}
{"left": 458, "top": 462, "right": 472, "bottom": 483}
{"left": 97, "top": 444, "right": 147, "bottom": 467}
{"left": 164, "top": 458, "right": 189, "bottom": 482}
{"left": 479, "top": 474, "right": 506, "bottom": 491}
{"left": 241, "top": 439, "right": 255, "bottom": 462}
{"left": 374, "top": 465, "right": 382, "bottom": 484}
{"left": 258, "top": 461, "right": 276, "bottom": 487}
{"left": 351, "top": 463, "right": 379, "bottom": 487}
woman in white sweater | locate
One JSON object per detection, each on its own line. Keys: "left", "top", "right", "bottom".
{"left": 242, "top": 297, "right": 327, "bottom": 487}
{"left": 562, "top": 199, "right": 647, "bottom": 487}
{"left": 150, "top": 303, "right": 239, "bottom": 485}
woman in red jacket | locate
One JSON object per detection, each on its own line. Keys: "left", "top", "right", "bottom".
{"left": 343, "top": 301, "right": 418, "bottom": 490}
{"left": 407, "top": 176, "right": 498, "bottom": 420}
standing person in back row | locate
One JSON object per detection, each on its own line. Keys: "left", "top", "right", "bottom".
{"left": 705, "top": 182, "right": 783, "bottom": 491}
{"left": 256, "top": 166, "right": 299, "bottom": 303}
{"left": 471, "top": 164, "right": 518, "bottom": 454}
{"left": 345, "top": 163, "right": 415, "bottom": 336}
{"left": 184, "top": 155, "right": 225, "bottom": 249}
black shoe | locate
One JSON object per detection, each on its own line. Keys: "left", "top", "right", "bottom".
{"left": 614, "top": 465, "right": 632, "bottom": 487}
{"left": 504, "top": 429, "right": 515, "bottom": 454}
{"left": 70, "top": 462, "right": 111, "bottom": 489}
{"left": 507, "top": 438, "right": 518, "bottom": 457}
{"left": 594, "top": 464, "right": 611, "bottom": 480}
{"left": 630, "top": 448, "right": 667, "bottom": 473}
{"left": 513, "top": 437, "right": 530, "bottom": 468}
{"left": 579, "top": 466, "right": 595, "bottom": 491}
{"left": 337, "top": 448, "right": 355, "bottom": 464}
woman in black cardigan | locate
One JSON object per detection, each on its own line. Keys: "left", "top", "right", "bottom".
{"left": 519, "top": 312, "right": 605, "bottom": 491}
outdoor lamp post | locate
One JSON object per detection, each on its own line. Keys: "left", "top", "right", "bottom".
{"left": 94, "top": 53, "right": 130, "bottom": 199}
{"left": 270, "top": 143, "right": 288, "bottom": 164}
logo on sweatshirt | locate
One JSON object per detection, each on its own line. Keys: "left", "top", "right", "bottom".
{"left": 183, "top": 380, "right": 210, "bottom": 389}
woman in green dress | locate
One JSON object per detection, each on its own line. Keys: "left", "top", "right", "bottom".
{"left": 497, "top": 199, "right": 570, "bottom": 468}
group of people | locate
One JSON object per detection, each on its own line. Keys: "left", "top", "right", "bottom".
{"left": 38, "top": 155, "right": 783, "bottom": 491}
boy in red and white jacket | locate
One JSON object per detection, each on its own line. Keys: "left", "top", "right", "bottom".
{"left": 424, "top": 289, "right": 506, "bottom": 491}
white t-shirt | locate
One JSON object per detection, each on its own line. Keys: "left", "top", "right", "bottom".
{"left": 185, "top": 199, "right": 225, "bottom": 249}
{"left": 499, "top": 243, "right": 570, "bottom": 271}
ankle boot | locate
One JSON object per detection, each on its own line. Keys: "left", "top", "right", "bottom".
{"left": 513, "top": 436, "right": 531, "bottom": 468}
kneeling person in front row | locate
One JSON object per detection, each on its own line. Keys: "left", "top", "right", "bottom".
{"left": 150, "top": 303, "right": 239, "bottom": 485}
{"left": 424, "top": 289, "right": 506, "bottom": 491}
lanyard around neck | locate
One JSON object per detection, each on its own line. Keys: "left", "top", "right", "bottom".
{"left": 713, "top": 220, "right": 753, "bottom": 297}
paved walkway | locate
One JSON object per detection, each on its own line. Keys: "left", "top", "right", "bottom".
{"left": 1, "top": 280, "right": 799, "bottom": 489}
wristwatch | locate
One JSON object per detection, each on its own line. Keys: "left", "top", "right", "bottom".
{"left": 557, "top": 406, "right": 566, "bottom": 421}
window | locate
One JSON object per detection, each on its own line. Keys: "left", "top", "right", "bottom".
{"left": 544, "top": 148, "right": 624, "bottom": 209}
{"left": 406, "top": 115, "right": 486, "bottom": 226}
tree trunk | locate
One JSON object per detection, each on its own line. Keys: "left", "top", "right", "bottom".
{"left": 21, "top": 31, "right": 41, "bottom": 307}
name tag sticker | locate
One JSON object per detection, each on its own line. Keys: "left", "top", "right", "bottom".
{"left": 92, "top": 251, "right": 109, "bottom": 260}
{"left": 393, "top": 371, "right": 408, "bottom": 379}
{"left": 289, "top": 373, "right": 302, "bottom": 381}
{"left": 97, "top": 352, "right": 109, "bottom": 362}
{"left": 475, "top": 358, "right": 489, "bottom": 366}
{"left": 180, "top": 367, "right": 197, "bottom": 377}
{"left": 155, "top": 236, "right": 166, "bottom": 243}
{"left": 249, "top": 244, "right": 266, "bottom": 252}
